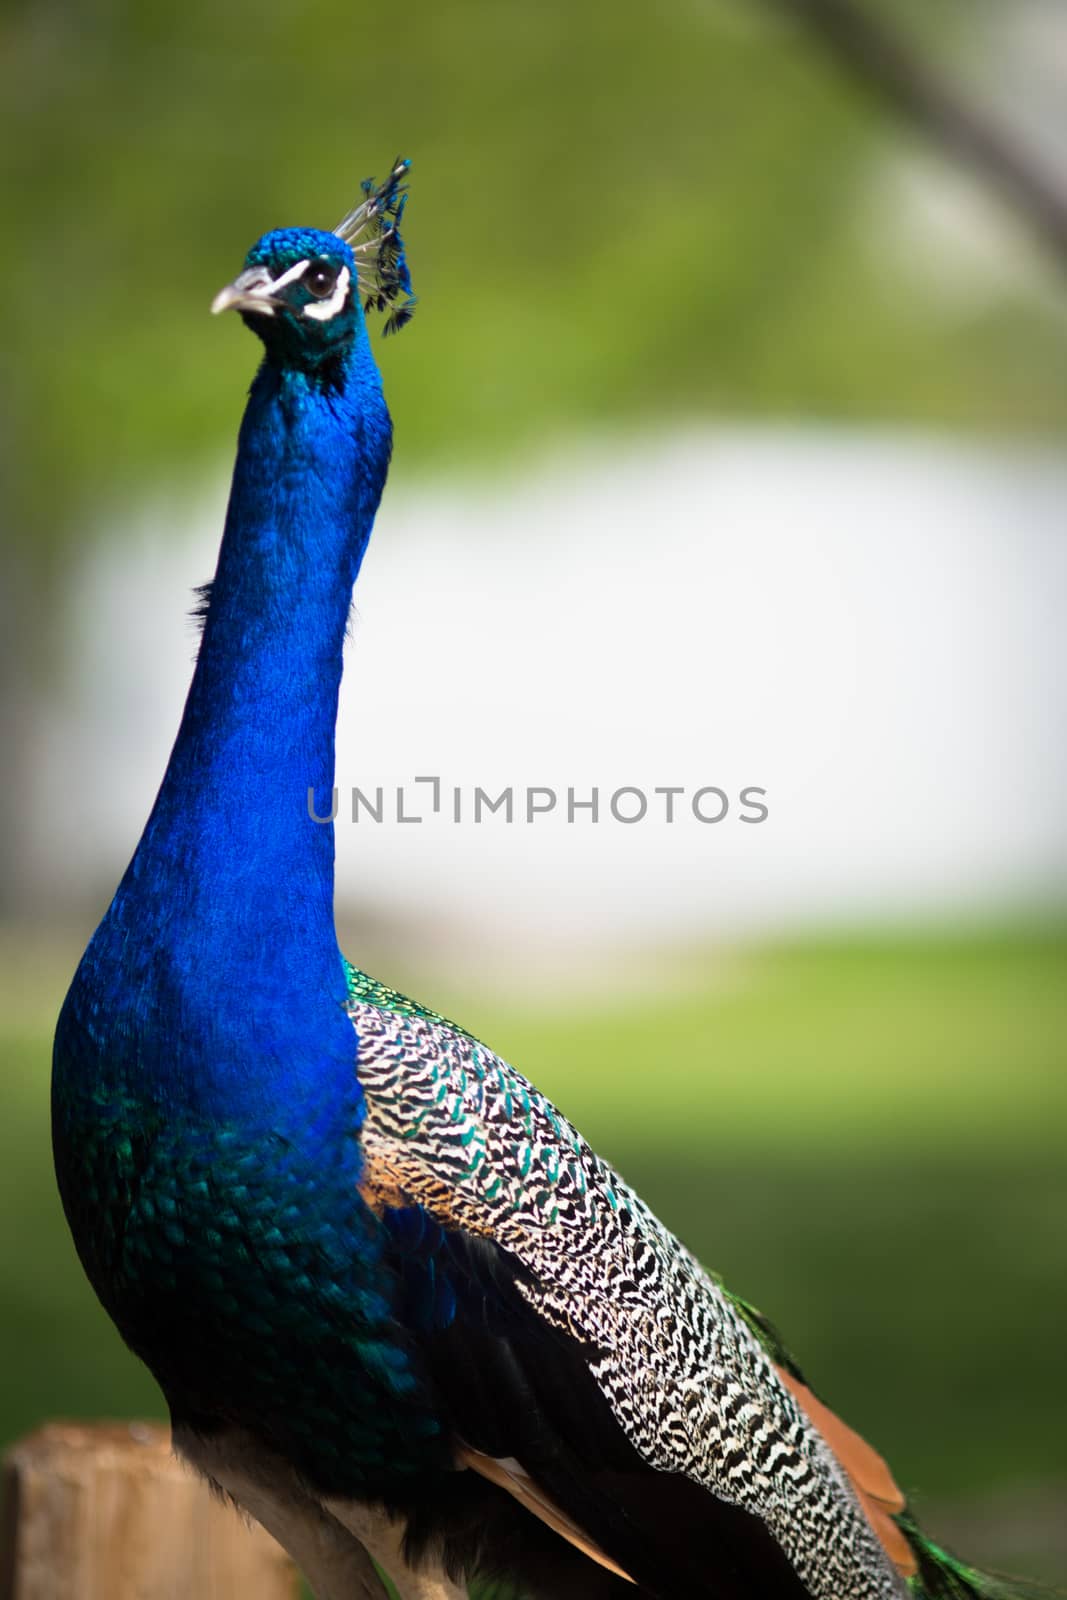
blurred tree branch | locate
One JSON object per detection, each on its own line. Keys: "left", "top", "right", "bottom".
{"left": 761, "top": 0, "right": 1067, "bottom": 268}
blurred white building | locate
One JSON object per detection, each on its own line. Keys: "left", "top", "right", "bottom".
{"left": 32, "top": 427, "right": 1067, "bottom": 960}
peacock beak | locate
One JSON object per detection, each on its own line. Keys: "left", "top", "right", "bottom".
{"left": 211, "top": 267, "right": 279, "bottom": 317}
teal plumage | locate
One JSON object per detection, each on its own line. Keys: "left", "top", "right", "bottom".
{"left": 51, "top": 163, "right": 1041, "bottom": 1600}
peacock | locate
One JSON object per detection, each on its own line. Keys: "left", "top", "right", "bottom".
{"left": 52, "top": 160, "right": 1037, "bottom": 1600}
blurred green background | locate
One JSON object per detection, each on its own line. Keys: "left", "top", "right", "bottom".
{"left": 2, "top": 0, "right": 1066, "bottom": 1590}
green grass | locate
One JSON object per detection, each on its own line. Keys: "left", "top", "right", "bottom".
{"left": 459, "top": 927, "right": 1067, "bottom": 1155}
{"left": 2, "top": 921, "right": 1064, "bottom": 1582}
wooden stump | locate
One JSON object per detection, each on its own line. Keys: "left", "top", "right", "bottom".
{"left": 1, "top": 1422, "right": 298, "bottom": 1600}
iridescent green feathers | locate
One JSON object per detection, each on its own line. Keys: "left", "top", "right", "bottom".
{"left": 344, "top": 959, "right": 472, "bottom": 1038}
{"left": 901, "top": 1522, "right": 1053, "bottom": 1600}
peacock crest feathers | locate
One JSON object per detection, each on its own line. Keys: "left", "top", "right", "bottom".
{"left": 333, "top": 157, "right": 416, "bottom": 335}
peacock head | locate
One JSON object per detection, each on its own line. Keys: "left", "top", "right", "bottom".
{"left": 211, "top": 157, "right": 416, "bottom": 370}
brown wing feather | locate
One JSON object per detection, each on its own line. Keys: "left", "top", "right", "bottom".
{"left": 456, "top": 1445, "right": 636, "bottom": 1584}
{"left": 777, "top": 1370, "right": 916, "bottom": 1578}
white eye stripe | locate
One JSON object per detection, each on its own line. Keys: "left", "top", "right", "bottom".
{"left": 268, "top": 257, "right": 312, "bottom": 292}
{"left": 302, "top": 263, "right": 351, "bottom": 322}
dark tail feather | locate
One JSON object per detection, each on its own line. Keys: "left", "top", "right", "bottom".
{"left": 902, "top": 1513, "right": 1057, "bottom": 1600}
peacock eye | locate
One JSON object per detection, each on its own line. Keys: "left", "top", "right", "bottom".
{"left": 304, "top": 261, "right": 339, "bottom": 299}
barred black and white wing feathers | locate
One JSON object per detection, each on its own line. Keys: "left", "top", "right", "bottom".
{"left": 380, "top": 1201, "right": 814, "bottom": 1599}
{"left": 349, "top": 991, "right": 910, "bottom": 1600}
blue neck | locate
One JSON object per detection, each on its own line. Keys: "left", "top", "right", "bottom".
{"left": 70, "top": 333, "right": 391, "bottom": 1113}
{"left": 145, "top": 344, "right": 390, "bottom": 939}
